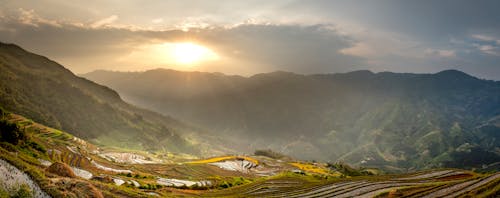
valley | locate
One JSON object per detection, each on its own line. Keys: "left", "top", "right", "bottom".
{"left": 83, "top": 68, "right": 500, "bottom": 170}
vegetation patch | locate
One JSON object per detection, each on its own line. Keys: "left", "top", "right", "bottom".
{"left": 186, "top": 156, "right": 259, "bottom": 165}
{"left": 289, "top": 162, "right": 336, "bottom": 176}
{"left": 46, "top": 162, "right": 76, "bottom": 178}
{"left": 254, "top": 149, "right": 289, "bottom": 160}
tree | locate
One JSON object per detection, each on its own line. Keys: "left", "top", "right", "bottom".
{"left": 0, "top": 120, "right": 26, "bottom": 145}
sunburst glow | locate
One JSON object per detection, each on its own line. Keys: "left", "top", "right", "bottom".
{"left": 171, "top": 42, "right": 218, "bottom": 64}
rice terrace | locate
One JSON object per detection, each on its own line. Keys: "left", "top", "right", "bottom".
{"left": 0, "top": 111, "right": 498, "bottom": 197}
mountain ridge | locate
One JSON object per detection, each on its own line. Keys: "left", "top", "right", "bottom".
{"left": 83, "top": 67, "right": 500, "bottom": 170}
{"left": 84, "top": 68, "right": 496, "bottom": 81}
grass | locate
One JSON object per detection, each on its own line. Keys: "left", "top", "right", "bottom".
{"left": 0, "top": 184, "right": 34, "bottom": 198}
{"left": 186, "top": 156, "right": 259, "bottom": 165}
{"left": 0, "top": 188, "right": 9, "bottom": 198}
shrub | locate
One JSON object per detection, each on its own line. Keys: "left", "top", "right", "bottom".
{"left": 254, "top": 149, "right": 287, "bottom": 159}
{"left": 218, "top": 181, "right": 231, "bottom": 189}
{"left": 0, "top": 106, "right": 8, "bottom": 118}
{"left": 231, "top": 177, "right": 251, "bottom": 186}
{"left": 46, "top": 162, "right": 76, "bottom": 178}
{"left": 0, "top": 120, "right": 26, "bottom": 145}
{"left": 327, "top": 162, "right": 364, "bottom": 176}
{"left": 139, "top": 183, "right": 161, "bottom": 190}
{"left": 27, "top": 141, "right": 46, "bottom": 153}
{"left": 189, "top": 184, "right": 209, "bottom": 190}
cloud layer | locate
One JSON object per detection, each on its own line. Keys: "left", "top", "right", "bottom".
{"left": 0, "top": 1, "right": 499, "bottom": 79}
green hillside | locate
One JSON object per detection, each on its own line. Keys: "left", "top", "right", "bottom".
{"left": 0, "top": 42, "right": 203, "bottom": 154}
{"left": 83, "top": 69, "right": 500, "bottom": 170}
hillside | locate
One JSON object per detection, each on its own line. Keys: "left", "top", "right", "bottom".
{"left": 1, "top": 110, "right": 498, "bottom": 197}
{"left": 0, "top": 42, "right": 210, "bottom": 155}
{"left": 83, "top": 69, "right": 500, "bottom": 170}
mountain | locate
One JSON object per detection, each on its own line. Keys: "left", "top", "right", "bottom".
{"left": 83, "top": 68, "right": 500, "bottom": 170}
{"left": 0, "top": 42, "right": 208, "bottom": 155}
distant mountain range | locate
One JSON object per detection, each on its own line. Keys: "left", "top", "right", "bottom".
{"left": 0, "top": 42, "right": 228, "bottom": 156}
{"left": 83, "top": 68, "right": 500, "bottom": 171}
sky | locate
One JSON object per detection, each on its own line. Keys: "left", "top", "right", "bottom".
{"left": 0, "top": 0, "right": 499, "bottom": 80}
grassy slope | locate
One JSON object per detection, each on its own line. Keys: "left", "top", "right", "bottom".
{"left": 0, "top": 42, "right": 209, "bottom": 155}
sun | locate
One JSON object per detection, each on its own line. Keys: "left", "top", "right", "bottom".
{"left": 171, "top": 42, "right": 218, "bottom": 64}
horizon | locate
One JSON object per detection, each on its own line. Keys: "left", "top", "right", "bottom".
{"left": 2, "top": 41, "right": 495, "bottom": 81}
{"left": 1, "top": 1, "right": 500, "bottom": 80}
{"left": 82, "top": 66, "right": 493, "bottom": 81}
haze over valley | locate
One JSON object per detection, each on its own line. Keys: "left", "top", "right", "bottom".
{"left": 83, "top": 68, "right": 500, "bottom": 170}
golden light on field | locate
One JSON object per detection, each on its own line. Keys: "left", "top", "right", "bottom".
{"left": 171, "top": 42, "right": 219, "bottom": 64}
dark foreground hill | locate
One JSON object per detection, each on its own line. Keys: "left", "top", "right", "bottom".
{"left": 0, "top": 42, "right": 205, "bottom": 154}
{"left": 83, "top": 69, "right": 500, "bottom": 170}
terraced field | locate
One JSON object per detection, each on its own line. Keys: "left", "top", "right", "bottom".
{"left": 1, "top": 113, "right": 499, "bottom": 197}
{"left": 205, "top": 170, "right": 500, "bottom": 197}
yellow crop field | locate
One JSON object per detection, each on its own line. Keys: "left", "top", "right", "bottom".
{"left": 186, "top": 156, "right": 259, "bottom": 165}
{"left": 289, "top": 162, "right": 338, "bottom": 176}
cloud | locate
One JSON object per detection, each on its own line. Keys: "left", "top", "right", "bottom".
{"left": 17, "top": 8, "right": 61, "bottom": 27}
{"left": 473, "top": 44, "right": 499, "bottom": 56}
{"left": 151, "top": 18, "right": 163, "bottom": 24}
{"left": 424, "top": 49, "right": 456, "bottom": 58}
{"left": 1, "top": 3, "right": 500, "bottom": 80}
{"left": 472, "top": 34, "right": 500, "bottom": 45}
{"left": 337, "top": 26, "right": 438, "bottom": 70}
{"left": 0, "top": 9, "right": 362, "bottom": 75}
{"left": 91, "top": 15, "right": 118, "bottom": 28}
{"left": 174, "top": 17, "right": 212, "bottom": 31}
{"left": 0, "top": 10, "right": 172, "bottom": 72}
{"left": 331, "top": 20, "right": 425, "bottom": 60}
{"left": 437, "top": 50, "right": 456, "bottom": 57}
{"left": 193, "top": 24, "right": 363, "bottom": 73}
{"left": 340, "top": 42, "right": 377, "bottom": 58}
{"left": 469, "top": 34, "right": 500, "bottom": 56}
